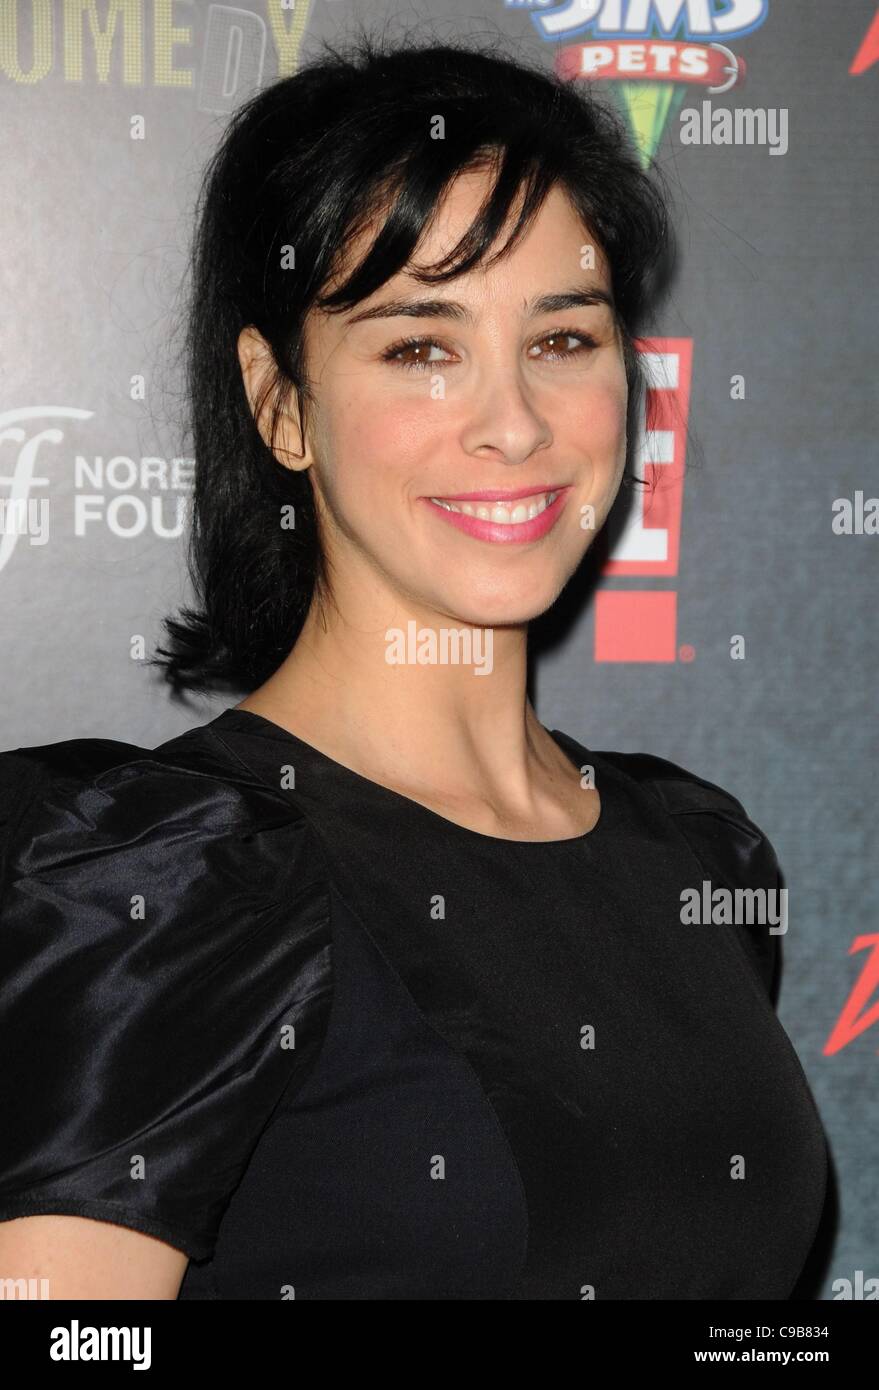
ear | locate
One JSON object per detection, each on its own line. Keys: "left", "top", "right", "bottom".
{"left": 237, "top": 325, "right": 310, "bottom": 471}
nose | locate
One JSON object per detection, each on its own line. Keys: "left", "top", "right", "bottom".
{"left": 459, "top": 360, "right": 553, "bottom": 466}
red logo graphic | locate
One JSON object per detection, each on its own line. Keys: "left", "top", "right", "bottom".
{"left": 851, "top": 9, "right": 879, "bottom": 74}
{"left": 824, "top": 935, "right": 879, "bottom": 1055}
{"left": 595, "top": 337, "right": 692, "bottom": 662}
{"left": 557, "top": 39, "right": 744, "bottom": 88}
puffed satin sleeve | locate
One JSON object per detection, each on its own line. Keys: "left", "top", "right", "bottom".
{"left": 600, "top": 749, "right": 784, "bottom": 1002}
{"left": 0, "top": 737, "right": 332, "bottom": 1262}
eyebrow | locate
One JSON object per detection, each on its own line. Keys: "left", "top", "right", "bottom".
{"left": 344, "top": 285, "right": 616, "bottom": 327}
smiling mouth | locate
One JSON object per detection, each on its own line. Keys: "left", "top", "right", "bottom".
{"left": 427, "top": 489, "right": 560, "bottom": 524}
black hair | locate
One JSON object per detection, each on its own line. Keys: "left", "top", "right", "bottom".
{"left": 151, "top": 32, "right": 673, "bottom": 697}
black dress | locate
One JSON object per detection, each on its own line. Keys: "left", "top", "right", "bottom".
{"left": 0, "top": 707, "right": 828, "bottom": 1299}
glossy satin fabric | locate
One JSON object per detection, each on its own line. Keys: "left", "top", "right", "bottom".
{"left": 0, "top": 709, "right": 828, "bottom": 1299}
{"left": 0, "top": 732, "right": 332, "bottom": 1262}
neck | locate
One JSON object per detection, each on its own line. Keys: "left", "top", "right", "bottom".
{"left": 238, "top": 592, "right": 553, "bottom": 807}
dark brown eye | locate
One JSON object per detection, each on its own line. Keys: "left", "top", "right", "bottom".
{"left": 382, "top": 338, "right": 453, "bottom": 371}
{"left": 527, "top": 332, "right": 597, "bottom": 360}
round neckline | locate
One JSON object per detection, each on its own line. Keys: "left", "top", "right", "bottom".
{"left": 214, "top": 706, "right": 609, "bottom": 848}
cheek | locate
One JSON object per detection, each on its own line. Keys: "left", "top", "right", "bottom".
{"left": 323, "top": 386, "right": 443, "bottom": 505}
{"left": 563, "top": 375, "right": 629, "bottom": 469}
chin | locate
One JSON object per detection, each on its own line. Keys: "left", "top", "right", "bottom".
{"left": 431, "top": 582, "right": 563, "bottom": 630}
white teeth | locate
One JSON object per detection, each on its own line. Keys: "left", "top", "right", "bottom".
{"left": 429, "top": 490, "right": 559, "bottom": 524}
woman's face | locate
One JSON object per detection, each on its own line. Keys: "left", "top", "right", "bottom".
{"left": 254, "top": 170, "right": 629, "bottom": 629}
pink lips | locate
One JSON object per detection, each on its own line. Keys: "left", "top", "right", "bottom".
{"left": 420, "top": 487, "right": 571, "bottom": 544}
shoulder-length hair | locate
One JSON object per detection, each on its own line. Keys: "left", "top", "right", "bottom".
{"left": 152, "top": 34, "right": 672, "bottom": 696}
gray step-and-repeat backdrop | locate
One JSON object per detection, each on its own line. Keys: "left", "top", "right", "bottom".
{"left": 1, "top": 0, "right": 876, "bottom": 1299}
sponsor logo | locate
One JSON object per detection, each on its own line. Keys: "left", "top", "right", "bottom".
{"left": 0, "top": 1, "right": 314, "bottom": 110}
{"left": 595, "top": 338, "right": 691, "bottom": 662}
{"left": 851, "top": 8, "right": 879, "bottom": 74}
{"left": 508, "top": 0, "right": 769, "bottom": 163}
{"left": 824, "top": 934, "right": 879, "bottom": 1056}
{"left": 0, "top": 407, "right": 191, "bottom": 574}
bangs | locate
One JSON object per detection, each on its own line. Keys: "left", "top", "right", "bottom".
{"left": 316, "top": 140, "right": 567, "bottom": 315}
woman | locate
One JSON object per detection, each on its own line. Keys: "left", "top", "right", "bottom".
{"left": 0, "top": 37, "right": 827, "bottom": 1300}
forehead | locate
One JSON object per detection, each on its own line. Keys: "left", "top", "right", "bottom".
{"left": 327, "top": 172, "right": 612, "bottom": 326}
{"left": 421, "top": 169, "right": 605, "bottom": 265}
